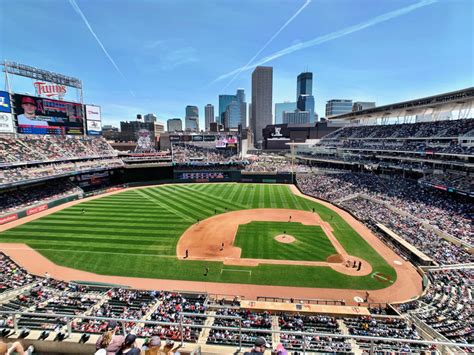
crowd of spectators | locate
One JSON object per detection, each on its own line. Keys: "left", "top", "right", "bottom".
{"left": 340, "top": 197, "right": 472, "bottom": 265}
{"left": 296, "top": 172, "right": 472, "bottom": 244}
{"left": 344, "top": 316, "right": 431, "bottom": 353}
{"left": 207, "top": 308, "right": 272, "bottom": 347}
{"left": 172, "top": 144, "right": 241, "bottom": 164}
{"left": 244, "top": 155, "right": 312, "bottom": 173}
{"left": 398, "top": 269, "right": 473, "bottom": 345}
{"left": 323, "top": 118, "right": 474, "bottom": 140}
{"left": 0, "top": 158, "right": 123, "bottom": 185}
{"left": 0, "top": 252, "right": 471, "bottom": 352}
{"left": 0, "top": 135, "right": 116, "bottom": 166}
{"left": 0, "top": 181, "right": 83, "bottom": 215}
{"left": 278, "top": 314, "right": 351, "bottom": 353}
{"left": 332, "top": 140, "right": 473, "bottom": 155}
{"left": 0, "top": 254, "right": 37, "bottom": 294}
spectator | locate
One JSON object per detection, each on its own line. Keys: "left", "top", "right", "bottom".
{"left": 244, "top": 336, "right": 271, "bottom": 355}
{"left": 95, "top": 320, "right": 125, "bottom": 355}
{"left": 116, "top": 333, "right": 140, "bottom": 355}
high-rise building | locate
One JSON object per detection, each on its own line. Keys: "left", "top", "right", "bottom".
{"left": 297, "top": 72, "right": 312, "bottom": 97}
{"left": 283, "top": 111, "right": 311, "bottom": 125}
{"left": 296, "top": 72, "right": 315, "bottom": 121}
{"left": 167, "top": 118, "right": 182, "bottom": 132}
{"left": 275, "top": 102, "right": 297, "bottom": 124}
{"left": 219, "top": 89, "right": 247, "bottom": 129}
{"left": 352, "top": 101, "right": 376, "bottom": 112}
{"left": 251, "top": 66, "right": 273, "bottom": 145}
{"left": 218, "top": 95, "right": 235, "bottom": 126}
{"left": 204, "top": 104, "right": 214, "bottom": 131}
{"left": 325, "top": 99, "right": 353, "bottom": 117}
{"left": 185, "top": 105, "right": 199, "bottom": 131}
{"left": 144, "top": 113, "right": 157, "bottom": 123}
{"left": 297, "top": 94, "right": 315, "bottom": 121}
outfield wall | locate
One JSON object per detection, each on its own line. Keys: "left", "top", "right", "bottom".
{"left": 0, "top": 194, "right": 81, "bottom": 225}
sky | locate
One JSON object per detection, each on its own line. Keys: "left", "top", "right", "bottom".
{"left": 0, "top": 0, "right": 473, "bottom": 128}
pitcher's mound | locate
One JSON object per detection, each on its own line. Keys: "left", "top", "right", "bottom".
{"left": 274, "top": 235, "right": 296, "bottom": 244}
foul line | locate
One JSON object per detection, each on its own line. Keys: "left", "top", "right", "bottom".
{"left": 0, "top": 247, "right": 178, "bottom": 258}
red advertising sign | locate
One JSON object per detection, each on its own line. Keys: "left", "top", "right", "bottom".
{"left": 34, "top": 81, "right": 67, "bottom": 99}
{"left": 26, "top": 204, "right": 48, "bottom": 216}
{"left": 0, "top": 214, "right": 19, "bottom": 225}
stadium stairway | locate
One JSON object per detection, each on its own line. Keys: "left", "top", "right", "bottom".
{"left": 197, "top": 310, "right": 215, "bottom": 345}
{"left": 338, "top": 319, "right": 362, "bottom": 355}
{"left": 271, "top": 315, "right": 280, "bottom": 346}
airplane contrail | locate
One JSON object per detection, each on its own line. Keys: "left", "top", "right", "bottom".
{"left": 69, "top": 0, "right": 135, "bottom": 96}
{"left": 213, "top": 0, "right": 438, "bottom": 83}
{"left": 219, "top": 0, "right": 312, "bottom": 91}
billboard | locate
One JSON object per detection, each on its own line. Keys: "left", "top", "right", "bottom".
{"left": 0, "top": 91, "right": 12, "bottom": 113}
{"left": 85, "top": 104, "right": 102, "bottom": 135}
{"left": 0, "top": 113, "right": 16, "bottom": 133}
{"left": 13, "top": 93, "right": 84, "bottom": 135}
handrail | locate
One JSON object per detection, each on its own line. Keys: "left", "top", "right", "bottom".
{"left": 0, "top": 311, "right": 472, "bottom": 350}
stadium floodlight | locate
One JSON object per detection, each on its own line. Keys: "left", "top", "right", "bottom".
{"left": 2, "top": 61, "right": 82, "bottom": 89}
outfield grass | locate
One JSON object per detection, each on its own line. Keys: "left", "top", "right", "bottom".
{"left": 0, "top": 183, "right": 396, "bottom": 289}
{"left": 234, "top": 221, "right": 336, "bottom": 261}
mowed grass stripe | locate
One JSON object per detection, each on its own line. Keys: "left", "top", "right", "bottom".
{"left": 145, "top": 187, "right": 208, "bottom": 219}
{"left": 137, "top": 189, "right": 197, "bottom": 221}
{"left": 154, "top": 186, "right": 221, "bottom": 217}
{"left": 174, "top": 184, "right": 247, "bottom": 211}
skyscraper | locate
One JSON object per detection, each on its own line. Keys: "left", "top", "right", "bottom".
{"left": 296, "top": 72, "right": 315, "bottom": 121}
{"left": 275, "top": 102, "right": 297, "bottom": 124}
{"left": 251, "top": 66, "right": 273, "bottom": 145}
{"left": 167, "top": 118, "right": 182, "bottom": 132}
{"left": 185, "top": 105, "right": 199, "bottom": 131}
{"left": 204, "top": 104, "right": 214, "bottom": 131}
{"left": 297, "top": 72, "right": 312, "bottom": 97}
{"left": 297, "top": 94, "right": 314, "bottom": 122}
{"left": 218, "top": 95, "right": 235, "bottom": 126}
{"left": 325, "top": 99, "right": 353, "bottom": 117}
{"left": 218, "top": 90, "right": 247, "bottom": 129}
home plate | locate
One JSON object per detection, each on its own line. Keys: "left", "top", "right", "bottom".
{"left": 394, "top": 260, "right": 403, "bottom": 265}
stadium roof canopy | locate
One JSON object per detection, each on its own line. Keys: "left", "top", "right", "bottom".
{"left": 328, "top": 87, "right": 474, "bottom": 122}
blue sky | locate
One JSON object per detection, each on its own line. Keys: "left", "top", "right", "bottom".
{"left": 0, "top": 0, "right": 473, "bottom": 128}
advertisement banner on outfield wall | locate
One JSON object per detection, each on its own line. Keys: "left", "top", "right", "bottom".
{"left": 85, "top": 104, "right": 102, "bottom": 135}
{"left": 13, "top": 93, "right": 84, "bottom": 135}
{"left": 0, "top": 91, "right": 12, "bottom": 113}
{"left": 0, "top": 214, "right": 18, "bottom": 225}
{"left": 26, "top": 204, "right": 48, "bottom": 216}
{"left": 0, "top": 113, "right": 16, "bottom": 133}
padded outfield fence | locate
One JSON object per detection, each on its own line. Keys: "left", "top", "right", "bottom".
{"left": 0, "top": 311, "right": 472, "bottom": 354}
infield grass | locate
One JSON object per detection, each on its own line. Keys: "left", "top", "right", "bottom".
{"left": 0, "top": 183, "right": 396, "bottom": 289}
{"left": 234, "top": 221, "right": 336, "bottom": 261}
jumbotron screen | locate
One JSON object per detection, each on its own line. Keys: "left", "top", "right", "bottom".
{"left": 14, "top": 93, "right": 84, "bottom": 135}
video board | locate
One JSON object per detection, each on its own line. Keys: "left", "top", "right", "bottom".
{"left": 13, "top": 93, "right": 84, "bottom": 135}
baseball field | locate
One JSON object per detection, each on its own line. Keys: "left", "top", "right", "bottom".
{"left": 0, "top": 183, "right": 398, "bottom": 290}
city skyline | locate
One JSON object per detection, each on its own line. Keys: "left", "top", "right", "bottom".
{"left": 0, "top": 0, "right": 472, "bottom": 129}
